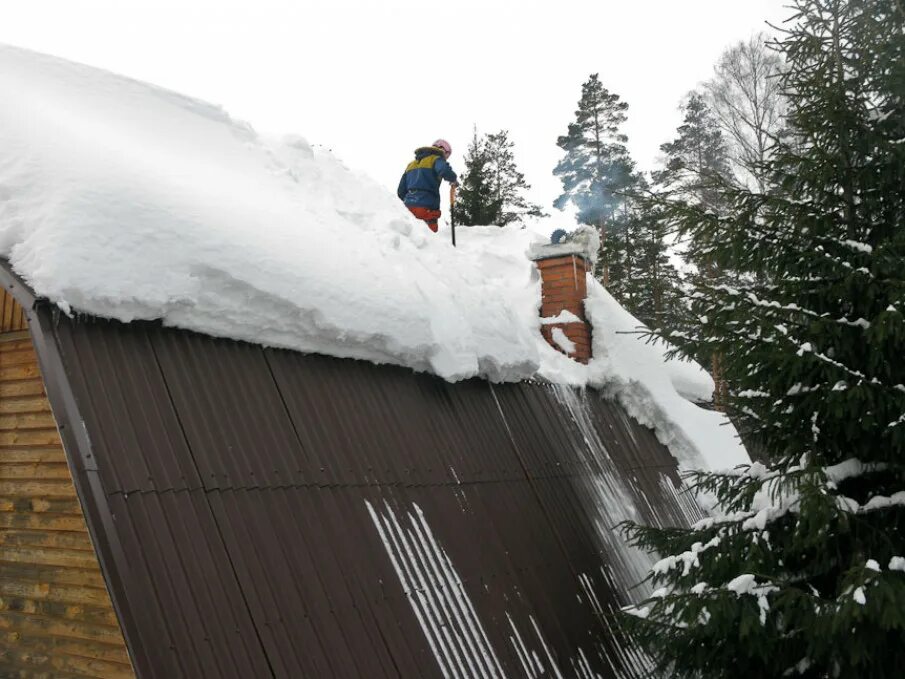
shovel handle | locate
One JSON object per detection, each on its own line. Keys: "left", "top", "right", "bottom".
{"left": 449, "top": 184, "right": 457, "bottom": 247}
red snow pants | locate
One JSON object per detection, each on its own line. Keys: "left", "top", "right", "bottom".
{"left": 408, "top": 206, "right": 441, "bottom": 233}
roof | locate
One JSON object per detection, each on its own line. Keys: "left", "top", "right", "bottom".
{"left": 0, "top": 44, "right": 747, "bottom": 472}
{"left": 5, "top": 263, "right": 702, "bottom": 678}
{"left": 0, "top": 45, "right": 748, "bottom": 676}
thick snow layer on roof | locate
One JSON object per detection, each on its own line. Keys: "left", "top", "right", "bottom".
{"left": 0, "top": 45, "right": 746, "bottom": 470}
{"left": 583, "top": 285, "right": 748, "bottom": 470}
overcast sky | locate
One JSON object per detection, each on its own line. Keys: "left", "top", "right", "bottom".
{"left": 3, "top": 0, "right": 789, "bottom": 222}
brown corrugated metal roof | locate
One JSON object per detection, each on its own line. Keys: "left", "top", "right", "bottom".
{"left": 6, "top": 261, "right": 702, "bottom": 678}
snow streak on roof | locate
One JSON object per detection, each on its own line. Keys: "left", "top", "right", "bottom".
{"left": 0, "top": 44, "right": 747, "bottom": 471}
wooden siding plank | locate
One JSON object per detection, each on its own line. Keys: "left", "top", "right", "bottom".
{"left": 0, "top": 661, "right": 87, "bottom": 679}
{"left": 3, "top": 631, "right": 131, "bottom": 665}
{"left": 4, "top": 293, "right": 14, "bottom": 331}
{"left": 0, "top": 463, "right": 72, "bottom": 480}
{"left": 0, "top": 431, "right": 64, "bottom": 447}
{"left": 0, "top": 414, "right": 59, "bottom": 431}
{"left": 0, "top": 580, "right": 118, "bottom": 609}
{"left": 57, "top": 646, "right": 132, "bottom": 673}
{"left": 0, "top": 335, "right": 36, "bottom": 350}
{"left": 0, "top": 645, "right": 132, "bottom": 679}
{"left": 0, "top": 610, "right": 125, "bottom": 647}
{"left": 0, "top": 292, "right": 12, "bottom": 333}
{"left": 0, "top": 364, "right": 42, "bottom": 382}
{"left": 0, "top": 594, "right": 121, "bottom": 627}
{"left": 0, "top": 348, "right": 40, "bottom": 366}
{"left": 0, "top": 397, "right": 53, "bottom": 415}
{"left": 0, "top": 563, "right": 104, "bottom": 590}
{"left": 0, "top": 447, "right": 67, "bottom": 464}
{"left": 0, "top": 529, "right": 94, "bottom": 552}
{"left": 0, "top": 479, "right": 78, "bottom": 498}
{"left": 0, "top": 380, "right": 45, "bottom": 398}
{"left": 0, "top": 513, "right": 88, "bottom": 532}
{"left": 0, "top": 497, "right": 84, "bottom": 515}
{"left": 0, "top": 291, "right": 27, "bottom": 334}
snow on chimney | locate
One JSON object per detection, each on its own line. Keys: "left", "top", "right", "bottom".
{"left": 529, "top": 227, "right": 599, "bottom": 364}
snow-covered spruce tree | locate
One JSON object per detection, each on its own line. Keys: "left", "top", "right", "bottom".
{"left": 484, "top": 130, "right": 546, "bottom": 225}
{"left": 603, "top": 205, "right": 635, "bottom": 312}
{"left": 607, "top": 177, "right": 684, "bottom": 331}
{"left": 553, "top": 74, "right": 636, "bottom": 285}
{"left": 655, "top": 92, "right": 732, "bottom": 216}
{"left": 631, "top": 205, "right": 685, "bottom": 332}
{"left": 620, "top": 1, "right": 905, "bottom": 677}
{"left": 453, "top": 127, "right": 500, "bottom": 226}
{"left": 454, "top": 128, "right": 544, "bottom": 226}
{"left": 654, "top": 92, "right": 737, "bottom": 403}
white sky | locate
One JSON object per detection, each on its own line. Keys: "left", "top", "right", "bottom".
{"left": 2, "top": 0, "right": 789, "bottom": 223}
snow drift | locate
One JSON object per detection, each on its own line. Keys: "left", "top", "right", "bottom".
{"left": 0, "top": 44, "right": 747, "bottom": 470}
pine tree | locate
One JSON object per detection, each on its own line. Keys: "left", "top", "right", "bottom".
{"left": 652, "top": 92, "right": 732, "bottom": 336}
{"left": 602, "top": 203, "right": 635, "bottom": 308}
{"left": 554, "top": 74, "right": 636, "bottom": 285}
{"left": 484, "top": 130, "right": 546, "bottom": 225}
{"left": 632, "top": 207, "right": 685, "bottom": 332}
{"left": 655, "top": 92, "right": 732, "bottom": 216}
{"left": 452, "top": 127, "right": 500, "bottom": 226}
{"left": 620, "top": 1, "right": 905, "bottom": 677}
{"left": 605, "top": 178, "right": 684, "bottom": 331}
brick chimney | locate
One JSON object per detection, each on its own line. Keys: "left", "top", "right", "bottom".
{"left": 529, "top": 227, "right": 598, "bottom": 364}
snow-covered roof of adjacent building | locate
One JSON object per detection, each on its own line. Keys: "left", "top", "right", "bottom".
{"left": 0, "top": 44, "right": 746, "bottom": 471}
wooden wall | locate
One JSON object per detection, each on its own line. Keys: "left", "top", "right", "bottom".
{"left": 0, "top": 290, "right": 134, "bottom": 678}
{"left": 0, "top": 290, "right": 27, "bottom": 334}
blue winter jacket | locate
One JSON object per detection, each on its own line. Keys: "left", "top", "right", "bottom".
{"left": 397, "top": 147, "right": 458, "bottom": 210}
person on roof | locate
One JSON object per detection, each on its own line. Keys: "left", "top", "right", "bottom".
{"left": 397, "top": 139, "right": 458, "bottom": 233}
